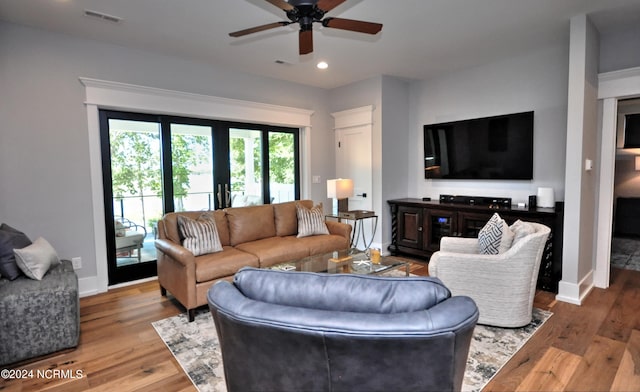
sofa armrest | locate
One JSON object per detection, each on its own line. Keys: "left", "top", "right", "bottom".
{"left": 154, "top": 239, "right": 195, "bottom": 267}
{"left": 326, "top": 220, "right": 352, "bottom": 240}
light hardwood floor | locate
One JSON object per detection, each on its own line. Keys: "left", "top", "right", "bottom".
{"left": 1, "top": 263, "right": 639, "bottom": 392}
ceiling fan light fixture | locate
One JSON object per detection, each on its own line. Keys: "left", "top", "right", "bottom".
{"left": 229, "top": 0, "right": 382, "bottom": 55}
{"left": 317, "top": 61, "right": 328, "bottom": 69}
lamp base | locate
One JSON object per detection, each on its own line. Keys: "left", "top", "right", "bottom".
{"left": 332, "top": 198, "right": 349, "bottom": 215}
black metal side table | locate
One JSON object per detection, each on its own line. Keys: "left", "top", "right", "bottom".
{"left": 325, "top": 210, "right": 378, "bottom": 249}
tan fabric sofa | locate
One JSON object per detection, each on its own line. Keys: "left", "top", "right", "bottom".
{"left": 155, "top": 200, "right": 351, "bottom": 321}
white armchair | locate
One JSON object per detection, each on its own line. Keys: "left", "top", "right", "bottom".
{"left": 115, "top": 217, "right": 147, "bottom": 262}
{"left": 428, "top": 222, "right": 550, "bottom": 327}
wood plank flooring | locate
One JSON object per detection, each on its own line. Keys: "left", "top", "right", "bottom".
{"left": 1, "top": 263, "right": 639, "bottom": 391}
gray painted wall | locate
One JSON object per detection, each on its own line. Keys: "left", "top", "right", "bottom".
{"left": 408, "top": 44, "right": 570, "bottom": 206}
{"left": 599, "top": 23, "right": 640, "bottom": 73}
{"left": 0, "top": 22, "right": 332, "bottom": 283}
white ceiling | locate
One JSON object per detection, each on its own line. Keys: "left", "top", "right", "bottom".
{"left": 2, "top": 0, "right": 640, "bottom": 89}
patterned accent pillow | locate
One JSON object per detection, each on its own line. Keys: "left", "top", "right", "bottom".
{"left": 177, "top": 214, "right": 223, "bottom": 256}
{"left": 478, "top": 213, "right": 515, "bottom": 255}
{"left": 296, "top": 203, "right": 330, "bottom": 238}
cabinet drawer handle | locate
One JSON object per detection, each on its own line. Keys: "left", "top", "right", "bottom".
{"left": 418, "top": 227, "right": 423, "bottom": 232}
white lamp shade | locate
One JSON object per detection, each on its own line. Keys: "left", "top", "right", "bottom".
{"left": 327, "top": 178, "right": 354, "bottom": 199}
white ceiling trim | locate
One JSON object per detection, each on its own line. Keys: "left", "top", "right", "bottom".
{"left": 79, "top": 77, "right": 314, "bottom": 127}
{"left": 331, "top": 105, "right": 374, "bottom": 129}
{"left": 597, "top": 66, "right": 640, "bottom": 99}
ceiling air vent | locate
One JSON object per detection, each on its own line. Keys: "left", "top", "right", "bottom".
{"left": 83, "top": 9, "right": 123, "bottom": 24}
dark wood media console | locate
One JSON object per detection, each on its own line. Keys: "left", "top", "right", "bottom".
{"left": 388, "top": 198, "right": 564, "bottom": 293}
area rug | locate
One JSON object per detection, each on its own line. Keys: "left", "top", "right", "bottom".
{"left": 153, "top": 306, "right": 551, "bottom": 392}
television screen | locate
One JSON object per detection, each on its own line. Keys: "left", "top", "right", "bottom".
{"left": 424, "top": 111, "right": 534, "bottom": 180}
{"left": 623, "top": 113, "right": 640, "bottom": 148}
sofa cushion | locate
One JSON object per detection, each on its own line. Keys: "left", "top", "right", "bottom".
{"left": 235, "top": 237, "right": 310, "bottom": 268}
{"left": 273, "top": 200, "right": 313, "bottom": 237}
{"left": 177, "top": 215, "right": 223, "bottom": 256}
{"left": 14, "top": 237, "right": 60, "bottom": 280}
{"left": 0, "top": 223, "right": 32, "bottom": 280}
{"left": 296, "top": 203, "right": 329, "bottom": 238}
{"left": 115, "top": 231, "right": 145, "bottom": 249}
{"left": 293, "top": 234, "right": 350, "bottom": 256}
{"left": 162, "top": 210, "right": 230, "bottom": 247}
{"left": 200, "top": 210, "right": 230, "bottom": 246}
{"left": 195, "top": 246, "right": 259, "bottom": 283}
{"left": 226, "top": 204, "right": 277, "bottom": 246}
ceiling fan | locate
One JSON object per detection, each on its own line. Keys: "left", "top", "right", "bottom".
{"left": 229, "top": 0, "right": 383, "bottom": 55}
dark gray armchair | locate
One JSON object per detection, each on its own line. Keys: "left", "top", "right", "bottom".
{"left": 207, "top": 267, "right": 479, "bottom": 392}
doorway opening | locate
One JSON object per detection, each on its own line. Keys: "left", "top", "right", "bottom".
{"left": 610, "top": 97, "right": 640, "bottom": 273}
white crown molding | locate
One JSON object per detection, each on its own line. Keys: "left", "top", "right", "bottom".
{"left": 79, "top": 77, "right": 314, "bottom": 127}
{"left": 598, "top": 66, "right": 640, "bottom": 100}
{"left": 331, "top": 105, "right": 374, "bottom": 129}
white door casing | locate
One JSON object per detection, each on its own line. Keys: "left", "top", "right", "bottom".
{"left": 332, "top": 106, "right": 375, "bottom": 250}
{"left": 595, "top": 66, "right": 640, "bottom": 289}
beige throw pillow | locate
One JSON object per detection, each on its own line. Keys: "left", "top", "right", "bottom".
{"left": 14, "top": 237, "right": 60, "bottom": 280}
{"left": 296, "top": 203, "right": 330, "bottom": 238}
{"left": 177, "top": 214, "right": 223, "bottom": 256}
{"left": 510, "top": 220, "right": 536, "bottom": 245}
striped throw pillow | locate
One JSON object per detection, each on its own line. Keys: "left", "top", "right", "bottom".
{"left": 296, "top": 203, "right": 330, "bottom": 238}
{"left": 177, "top": 214, "right": 223, "bottom": 256}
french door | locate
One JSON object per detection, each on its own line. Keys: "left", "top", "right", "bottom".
{"left": 100, "top": 110, "right": 299, "bottom": 285}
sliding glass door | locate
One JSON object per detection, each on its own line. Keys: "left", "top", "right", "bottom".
{"left": 170, "top": 123, "right": 215, "bottom": 211}
{"left": 228, "top": 126, "right": 300, "bottom": 206}
{"left": 100, "top": 111, "right": 299, "bottom": 284}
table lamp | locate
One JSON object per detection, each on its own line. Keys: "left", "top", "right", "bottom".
{"left": 327, "top": 178, "right": 354, "bottom": 215}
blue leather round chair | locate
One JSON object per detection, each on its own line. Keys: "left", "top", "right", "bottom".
{"left": 208, "top": 267, "right": 479, "bottom": 392}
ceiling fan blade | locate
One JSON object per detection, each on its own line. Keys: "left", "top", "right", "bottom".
{"left": 317, "top": 0, "right": 346, "bottom": 12}
{"left": 229, "top": 21, "right": 290, "bottom": 37}
{"left": 299, "top": 29, "right": 313, "bottom": 55}
{"left": 264, "top": 0, "right": 295, "bottom": 11}
{"left": 322, "top": 17, "right": 383, "bottom": 34}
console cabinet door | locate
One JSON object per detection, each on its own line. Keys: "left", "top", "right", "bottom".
{"left": 457, "top": 212, "right": 494, "bottom": 238}
{"left": 396, "top": 206, "right": 424, "bottom": 250}
{"left": 424, "top": 209, "right": 457, "bottom": 251}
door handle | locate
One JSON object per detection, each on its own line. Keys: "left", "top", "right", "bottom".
{"left": 217, "top": 184, "right": 222, "bottom": 208}
{"left": 356, "top": 193, "right": 367, "bottom": 198}
{"left": 225, "top": 184, "right": 231, "bottom": 208}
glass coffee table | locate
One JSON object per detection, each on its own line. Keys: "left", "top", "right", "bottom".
{"left": 269, "top": 248, "right": 409, "bottom": 276}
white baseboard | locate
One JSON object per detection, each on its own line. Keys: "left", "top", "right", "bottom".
{"left": 78, "top": 275, "right": 158, "bottom": 297}
{"left": 78, "top": 276, "right": 102, "bottom": 298}
{"left": 108, "top": 276, "right": 158, "bottom": 290}
{"left": 556, "top": 270, "right": 594, "bottom": 305}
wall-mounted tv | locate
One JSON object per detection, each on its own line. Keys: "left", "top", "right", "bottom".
{"left": 424, "top": 111, "right": 534, "bottom": 180}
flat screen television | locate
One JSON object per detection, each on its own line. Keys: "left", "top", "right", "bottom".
{"left": 424, "top": 111, "right": 534, "bottom": 180}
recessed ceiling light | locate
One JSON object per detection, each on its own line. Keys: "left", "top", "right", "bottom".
{"left": 317, "top": 61, "right": 328, "bottom": 70}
